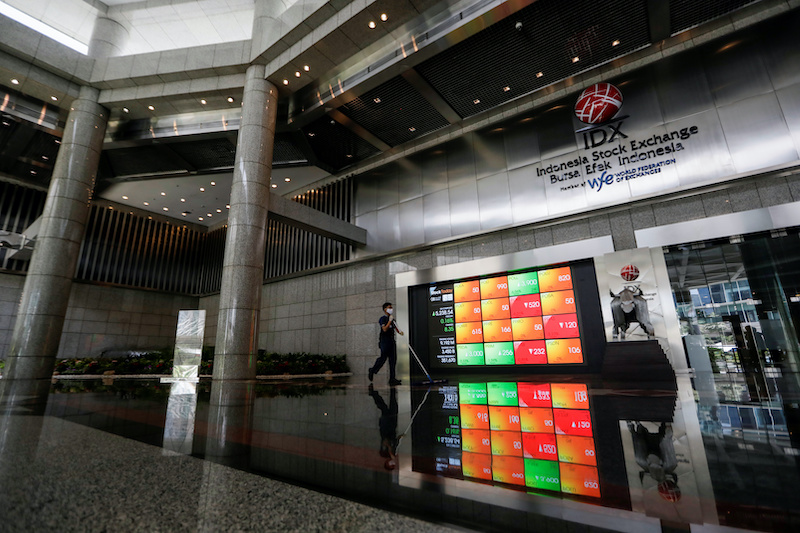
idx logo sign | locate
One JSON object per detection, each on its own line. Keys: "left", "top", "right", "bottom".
{"left": 574, "top": 83, "right": 628, "bottom": 150}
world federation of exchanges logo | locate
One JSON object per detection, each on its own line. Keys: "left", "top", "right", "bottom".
{"left": 574, "top": 83, "right": 623, "bottom": 124}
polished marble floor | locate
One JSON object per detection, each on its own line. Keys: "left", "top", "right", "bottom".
{"left": 1, "top": 373, "right": 799, "bottom": 532}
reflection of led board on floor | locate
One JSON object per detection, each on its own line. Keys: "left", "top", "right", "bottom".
{"left": 458, "top": 382, "right": 600, "bottom": 498}
{"left": 445, "top": 266, "right": 583, "bottom": 367}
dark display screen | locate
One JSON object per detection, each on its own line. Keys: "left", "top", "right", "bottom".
{"left": 418, "top": 263, "right": 597, "bottom": 370}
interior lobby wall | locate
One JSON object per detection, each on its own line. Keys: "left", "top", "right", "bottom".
{"left": 0, "top": 272, "right": 197, "bottom": 359}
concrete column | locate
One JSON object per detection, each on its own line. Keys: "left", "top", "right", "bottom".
{"left": 3, "top": 87, "right": 107, "bottom": 380}
{"left": 88, "top": 16, "right": 129, "bottom": 58}
{"left": 213, "top": 65, "right": 278, "bottom": 380}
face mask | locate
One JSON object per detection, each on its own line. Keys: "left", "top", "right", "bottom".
{"left": 386, "top": 308, "right": 393, "bottom": 315}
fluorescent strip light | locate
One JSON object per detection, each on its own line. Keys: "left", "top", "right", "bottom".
{"left": 0, "top": 2, "right": 89, "bottom": 54}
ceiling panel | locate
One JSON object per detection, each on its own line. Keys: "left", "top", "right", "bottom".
{"left": 415, "top": 0, "right": 651, "bottom": 118}
{"left": 669, "top": 0, "right": 762, "bottom": 35}
{"left": 301, "top": 115, "right": 380, "bottom": 171}
{"left": 338, "top": 75, "right": 450, "bottom": 146}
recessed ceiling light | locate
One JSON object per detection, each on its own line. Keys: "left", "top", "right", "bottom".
{"left": 180, "top": 198, "right": 186, "bottom": 202}
{"left": 381, "top": 13, "right": 388, "bottom": 22}
{"left": 181, "top": 212, "right": 187, "bottom": 216}
{"left": 612, "top": 40, "right": 620, "bottom": 46}
{"left": 409, "top": 127, "right": 416, "bottom": 132}
{"left": 572, "top": 56, "right": 580, "bottom": 63}
{"left": 271, "top": 184, "right": 278, "bottom": 188}
{"left": 55, "top": 139, "right": 61, "bottom": 144}
{"left": 160, "top": 192, "right": 166, "bottom": 196}
{"left": 200, "top": 187, "right": 205, "bottom": 192}
{"left": 374, "top": 97, "right": 381, "bottom": 103}
{"left": 303, "top": 65, "right": 310, "bottom": 71}
{"left": 42, "top": 155, "right": 48, "bottom": 160}
{"left": 346, "top": 154, "right": 353, "bottom": 158}
{"left": 143, "top": 202, "right": 149, "bottom": 206}
{"left": 283, "top": 79, "right": 289, "bottom": 85}
{"left": 226, "top": 204, "right": 230, "bottom": 209}
{"left": 216, "top": 209, "right": 222, "bottom": 213}
{"left": 50, "top": 96, "right": 58, "bottom": 101}
{"left": 148, "top": 105, "right": 155, "bottom": 110}
{"left": 148, "top": 216, "right": 152, "bottom": 220}
{"left": 294, "top": 71, "right": 301, "bottom": 78}
{"left": 11, "top": 79, "right": 19, "bottom": 85}
{"left": 284, "top": 177, "right": 291, "bottom": 182}
{"left": 199, "top": 217, "right": 204, "bottom": 221}
{"left": 536, "top": 72, "right": 544, "bottom": 78}
{"left": 368, "top": 21, "right": 376, "bottom": 29}
{"left": 227, "top": 97, "right": 234, "bottom": 103}
{"left": 308, "top": 132, "right": 315, "bottom": 137}
{"left": 503, "top": 86, "right": 511, "bottom": 92}
{"left": 200, "top": 99, "right": 207, "bottom": 105}
{"left": 30, "top": 170, "right": 36, "bottom": 175}
{"left": 123, "top": 107, "right": 129, "bottom": 113}
{"left": 163, "top": 207, "right": 169, "bottom": 211}
{"left": 473, "top": 99, "right": 480, "bottom": 104}
{"left": 122, "top": 195, "right": 128, "bottom": 200}
{"left": 210, "top": 181, "right": 215, "bottom": 186}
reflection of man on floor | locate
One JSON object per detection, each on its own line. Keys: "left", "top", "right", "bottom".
{"left": 628, "top": 422, "right": 680, "bottom": 501}
{"left": 370, "top": 385, "right": 399, "bottom": 470}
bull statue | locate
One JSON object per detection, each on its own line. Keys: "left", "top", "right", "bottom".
{"left": 610, "top": 286, "right": 654, "bottom": 339}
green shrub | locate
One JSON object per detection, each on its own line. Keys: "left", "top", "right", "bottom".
{"left": 49, "top": 350, "right": 349, "bottom": 376}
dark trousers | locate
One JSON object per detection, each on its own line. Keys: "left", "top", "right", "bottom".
{"left": 371, "top": 339, "right": 397, "bottom": 381}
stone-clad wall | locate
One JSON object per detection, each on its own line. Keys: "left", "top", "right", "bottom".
{"left": 0, "top": 275, "right": 198, "bottom": 360}
{"left": 196, "top": 171, "right": 800, "bottom": 379}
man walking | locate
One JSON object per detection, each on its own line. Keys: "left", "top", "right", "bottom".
{"left": 369, "top": 302, "right": 403, "bottom": 385}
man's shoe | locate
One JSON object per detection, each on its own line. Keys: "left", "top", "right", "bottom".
{"left": 389, "top": 379, "right": 402, "bottom": 386}
{"left": 368, "top": 368, "right": 374, "bottom": 382}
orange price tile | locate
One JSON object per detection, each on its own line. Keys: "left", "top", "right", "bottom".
{"left": 559, "top": 463, "right": 600, "bottom": 498}
{"left": 511, "top": 317, "right": 544, "bottom": 340}
{"left": 455, "top": 321, "right": 483, "bottom": 344}
{"left": 514, "top": 340, "right": 547, "bottom": 364}
{"left": 482, "top": 319, "right": 513, "bottom": 342}
{"left": 462, "top": 452, "right": 493, "bottom": 480}
{"left": 551, "top": 383, "right": 589, "bottom": 409}
{"left": 481, "top": 297, "right": 511, "bottom": 320}
{"left": 454, "top": 280, "right": 481, "bottom": 302}
{"left": 492, "top": 455, "right": 526, "bottom": 486}
{"left": 480, "top": 276, "right": 509, "bottom": 299}
{"left": 545, "top": 338, "right": 583, "bottom": 364}
{"left": 520, "top": 407, "right": 555, "bottom": 433}
{"left": 491, "top": 430, "right": 523, "bottom": 457}
{"left": 489, "top": 405, "right": 521, "bottom": 431}
{"left": 537, "top": 266, "right": 573, "bottom": 292}
{"left": 540, "top": 290, "right": 576, "bottom": 316}
{"left": 459, "top": 404, "right": 490, "bottom": 430}
{"left": 455, "top": 301, "right": 482, "bottom": 322}
{"left": 556, "top": 435, "right": 597, "bottom": 466}
{"left": 461, "top": 429, "right": 492, "bottom": 454}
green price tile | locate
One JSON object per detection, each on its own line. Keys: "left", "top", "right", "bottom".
{"left": 456, "top": 343, "right": 485, "bottom": 366}
{"left": 484, "top": 342, "right": 515, "bottom": 365}
{"left": 524, "top": 459, "right": 561, "bottom": 491}
{"left": 509, "top": 272, "right": 540, "bottom": 296}
{"left": 487, "top": 381, "right": 518, "bottom": 406}
{"left": 458, "top": 382, "right": 488, "bottom": 405}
